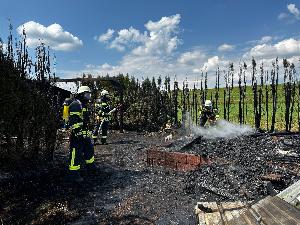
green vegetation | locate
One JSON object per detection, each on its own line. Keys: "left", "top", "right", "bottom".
{"left": 0, "top": 24, "right": 67, "bottom": 165}
{"left": 180, "top": 84, "right": 299, "bottom": 131}
{"left": 178, "top": 59, "right": 299, "bottom": 132}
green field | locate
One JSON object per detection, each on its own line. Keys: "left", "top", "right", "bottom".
{"left": 177, "top": 84, "right": 300, "bottom": 131}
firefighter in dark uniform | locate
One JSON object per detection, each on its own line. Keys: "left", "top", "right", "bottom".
{"left": 199, "top": 100, "right": 219, "bottom": 127}
{"left": 63, "top": 85, "right": 97, "bottom": 182}
{"left": 92, "top": 98, "right": 101, "bottom": 143}
{"left": 93, "top": 90, "right": 116, "bottom": 145}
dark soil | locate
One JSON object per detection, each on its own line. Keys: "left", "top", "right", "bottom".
{"left": 0, "top": 131, "right": 299, "bottom": 225}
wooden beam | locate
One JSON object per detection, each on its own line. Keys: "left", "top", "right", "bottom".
{"left": 52, "top": 77, "right": 120, "bottom": 83}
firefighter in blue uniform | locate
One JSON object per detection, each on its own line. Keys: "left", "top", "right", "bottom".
{"left": 63, "top": 85, "right": 97, "bottom": 182}
{"left": 93, "top": 90, "right": 116, "bottom": 145}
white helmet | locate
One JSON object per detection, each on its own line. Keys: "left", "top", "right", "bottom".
{"left": 77, "top": 86, "right": 91, "bottom": 94}
{"left": 204, "top": 100, "right": 212, "bottom": 107}
{"left": 101, "top": 90, "right": 109, "bottom": 96}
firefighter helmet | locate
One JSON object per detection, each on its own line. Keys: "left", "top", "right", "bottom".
{"left": 101, "top": 90, "right": 109, "bottom": 96}
{"left": 77, "top": 86, "right": 91, "bottom": 94}
{"left": 204, "top": 100, "right": 212, "bottom": 107}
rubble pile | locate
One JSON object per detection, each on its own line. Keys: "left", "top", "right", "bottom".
{"left": 183, "top": 134, "right": 300, "bottom": 201}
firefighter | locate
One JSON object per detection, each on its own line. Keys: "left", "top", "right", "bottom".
{"left": 92, "top": 90, "right": 116, "bottom": 145}
{"left": 64, "top": 85, "right": 97, "bottom": 182}
{"left": 199, "top": 100, "right": 219, "bottom": 127}
{"left": 92, "top": 98, "right": 102, "bottom": 143}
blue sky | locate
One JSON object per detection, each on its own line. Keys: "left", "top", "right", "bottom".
{"left": 1, "top": 0, "right": 300, "bottom": 89}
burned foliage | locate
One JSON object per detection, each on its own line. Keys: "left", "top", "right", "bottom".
{"left": 0, "top": 24, "right": 67, "bottom": 166}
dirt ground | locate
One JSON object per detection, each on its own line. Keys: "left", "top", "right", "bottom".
{"left": 0, "top": 130, "right": 299, "bottom": 225}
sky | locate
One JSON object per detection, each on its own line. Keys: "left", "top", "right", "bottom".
{"left": 1, "top": 0, "right": 300, "bottom": 90}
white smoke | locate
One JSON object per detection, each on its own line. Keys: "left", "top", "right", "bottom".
{"left": 188, "top": 118, "right": 255, "bottom": 139}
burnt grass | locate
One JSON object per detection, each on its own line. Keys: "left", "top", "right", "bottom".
{"left": 0, "top": 131, "right": 299, "bottom": 225}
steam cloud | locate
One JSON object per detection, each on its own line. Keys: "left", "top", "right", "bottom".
{"left": 190, "top": 119, "right": 254, "bottom": 139}
{"left": 183, "top": 114, "right": 254, "bottom": 139}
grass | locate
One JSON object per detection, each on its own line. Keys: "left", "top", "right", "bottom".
{"left": 177, "top": 84, "right": 300, "bottom": 132}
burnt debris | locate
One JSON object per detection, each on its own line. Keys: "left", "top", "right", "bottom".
{"left": 183, "top": 134, "right": 300, "bottom": 202}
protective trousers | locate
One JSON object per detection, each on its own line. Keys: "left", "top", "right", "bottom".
{"left": 93, "top": 120, "right": 109, "bottom": 144}
{"left": 69, "top": 134, "right": 95, "bottom": 171}
{"left": 100, "top": 120, "right": 109, "bottom": 144}
{"left": 199, "top": 111, "right": 216, "bottom": 127}
{"left": 93, "top": 120, "right": 101, "bottom": 141}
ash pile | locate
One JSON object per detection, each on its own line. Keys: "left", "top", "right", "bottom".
{"left": 182, "top": 133, "right": 300, "bottom": 202}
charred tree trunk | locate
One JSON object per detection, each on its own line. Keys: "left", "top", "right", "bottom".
{"left": 265, "top": 71, "right": 269, "bottom": 131}
{"left": 283, "top": 59, "right": 292, "bottom": 131}
{"left": 119, "top": 87, "right": 124, "bottom": 132}
{"left": 223, "top": 89, "right": 227, "bottom": 120}
{"left": 215, "top": 67, "right": 220, "bottom": 110}
{"left": 243, "top": 62, "right": 247, "bottom": 124}
{"left": 174, "top": 80, "right": 179, "bottom": 126}
{"left": 238, "top": 65, "right": 243, "bottom": 124}
{"left": 270, "top": 58, "right": 279, "bottom": 132}
{"left": 298, "top": 81, "right": 300, "bottom": 131}
{"left": 252, "top": 59, "right": 260, "bottom": 129}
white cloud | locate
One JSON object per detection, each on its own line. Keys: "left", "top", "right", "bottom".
{"left": 62, "top": 15, "right": 232, "bottom": 87}
{"left": 278, "top": 3, "right": 300, "bottom": 21}
{"left": 84, "top": 63, "right": 116, "bottom": 72}
{"left": 193, "top": 68, "right": 201, "bottom": 73}
{"left": 201, "top": 56, "right": 228, "bottom": 72}
{"left": 132, "top": 14, "right": 181, "bottom": 56}
{"left": 101, "top": 63, "right": 114, "bottom": 70}
{"left": 57, "top": 14, "right": 300, "bottom": 91}
{"left": 260, "top": 36, "right": 273, "bottom": 44}
{"left": 218, "top": 44, "right": 235, "bottom": 52}
{"left": 87, "top": 15, "right": 187, "bottom": 80}
{"left": 97, "top": 29, "right": 114, "bottom": 43}
{"left": 287, "top": 3, "right": 300, "bottom": 19}
{"left": 278, "top": 12, "right": 289, "bottom": 20}
{"left": 17, "top": 21, "right": 83, "bottom": 51}
{"left": 85, "top": 64, "right": 96, "bottom": 69}
{"left": 177, "top": 50, "right": 206, "bottom": 65}
{"left": 109, "top": 27, "right": 147, "bottom": 51}
{"left": 99, "top": 14, "right": 181, "bottom": 55}
{"left": 203, "top": 56, "right": 219, "bottom": 71}
{"left": 244, "top": 38, "right": 300, "bottom": 59}
{"left": 248, "top": 36, "right": 275, "bottom": 46}
{"left": 145, "top": 14, "right": 181, "bottom": 32}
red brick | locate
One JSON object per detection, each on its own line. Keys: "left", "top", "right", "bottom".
{"left": 146, "top": 148, "right": 210, "bottom": 171}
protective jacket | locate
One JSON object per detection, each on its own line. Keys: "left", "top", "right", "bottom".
{"left": 199, "top": 107, "right": 219, "bottom": 127}
{"left": 63, "top": 97, "right": 94, "bottom": 172}
{"left": 93, "top": 95, "right": 113, "bottom": 144}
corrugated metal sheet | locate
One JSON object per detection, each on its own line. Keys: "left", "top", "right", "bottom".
{"left": 195, "top": 196, "right": 300, "bottom": 225}
{"left": 277, "top": 180, "right": 300, "bottom": 209}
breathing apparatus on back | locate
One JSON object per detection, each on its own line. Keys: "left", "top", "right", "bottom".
{"left": 62, "top": 86, "right": 92, "bottom": 127}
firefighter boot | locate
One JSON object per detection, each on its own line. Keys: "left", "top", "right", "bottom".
{"left": 101, "top": 137, "right": 108, "bottom": 145}
{"left": 93, "top": 138, "right": 98, "bottom": 145}
{"left": 86, "top": 163, "right": 98, "bottom": 175}
{"left": 67, "top": 171, "right": 83, "bottom": 183}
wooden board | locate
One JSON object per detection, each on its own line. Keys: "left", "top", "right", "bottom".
{"left": 195, "top": 196, "right": 300, "bottom": 225}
